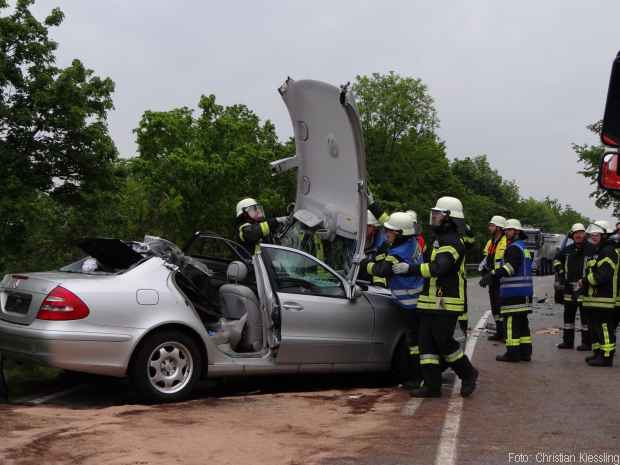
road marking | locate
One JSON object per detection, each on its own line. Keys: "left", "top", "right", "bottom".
{"left": 434, "top": 310, "right": 492, "bottom": 465}
{"left": 401, "top": 398, "right": 423, "bottom": 416}
{"left": 15, "top": 384, "right": 85, "bottom": 405}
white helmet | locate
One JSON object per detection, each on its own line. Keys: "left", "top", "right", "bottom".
{"left": 570, "top": 223, "right": 586, "bottom": 234}
{"left": 432, "top": 196, "right": 464, "bottom": 219}
{"left": 504, "top": 218, "right": 523, "bottom": 231}
{"left": 367, "top": 210, "right": 380, "bottom": 227}
{"left": 236, "top": 197, "right": 260, "bottom": 217}
{"left": 489, "top": 215, "right": 507, "bottom": 229}
{"left": 384, "top": 212, "right": 415, "bottom": 235}
{"left": 406, "top": 210, "right": 418, "bottom": 223}
{"left": 586, "top": 220, "right": 614, "bottom": 235}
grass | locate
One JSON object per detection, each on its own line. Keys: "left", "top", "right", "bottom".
{"left": 2, "top": 356, "right": 63, "bottom": 400}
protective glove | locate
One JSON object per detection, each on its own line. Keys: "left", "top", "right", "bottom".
{"left": 367, "top": 189, "right": 375, "bottom": 205}
{"left": 478, "top": 273, "right": 494, "bottom": 288}
{"left": 392, "top": 262, "right": 410, "bottom": 275}
{"left": 371, "top": 261, "right": 393, "bottom": 278}
{"left": 276, "top": 216, "right": 290, "bottom": 224}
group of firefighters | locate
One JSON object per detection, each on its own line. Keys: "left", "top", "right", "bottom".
{"left": 233, "top": 194, "right": 618, "bottom": 401}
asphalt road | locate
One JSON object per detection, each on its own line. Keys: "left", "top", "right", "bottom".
{"left": 1, "top": 276, "right": 619, "bottom": 465}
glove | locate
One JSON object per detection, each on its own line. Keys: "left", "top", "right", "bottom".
{"left": 367, "top": 189, "right": 375, "bottom": 205}
{"left": 371, "top": 261, "right": 393, "bottom": 278}
{"left": 275, "top": 216, "right": 289, "bottom": 224}
{"left": 479, "top": 273, "right": 494, "bottom": 288}
{"left": 392, "top": 262, "right": 410, "bottom": 275}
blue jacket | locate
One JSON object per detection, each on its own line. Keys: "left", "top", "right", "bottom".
{"left": 389, "top": 238, "right": 425, "bottom": 310}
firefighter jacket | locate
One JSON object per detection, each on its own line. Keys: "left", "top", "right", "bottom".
{"left": 492, "top": 239, "right": 533, "bottom": 314}
{"left": 483, "top": 234, "right": 507, "bottom": 271}
{"left": 236, "top": 216, "right": 280, "bottom": 254}
{"left": 582, "top": 240, "right": 618, "bottom": 311}
{"left": 363, "top": 237, "right": 424, "bottom": 306}
{"left": 415, "top": 224, "right": 466, "bottom": 315}
{"left": 553, "top": 241, "right": 593, "bottom": 303}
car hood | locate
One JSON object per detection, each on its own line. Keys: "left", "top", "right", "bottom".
{"left": 275, "top": 78, "right": 368, "bottom": 242}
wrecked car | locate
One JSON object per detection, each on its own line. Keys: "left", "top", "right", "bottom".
{"left": 0, "top": 79, "right": 409, "bottom": 402}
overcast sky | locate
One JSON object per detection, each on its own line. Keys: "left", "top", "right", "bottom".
{"left": 29, "top": 1, "right": 620, "bottom": 223}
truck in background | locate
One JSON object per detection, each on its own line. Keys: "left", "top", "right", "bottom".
{"left": 521, "top": 226, "right": 566, "bottom": 276}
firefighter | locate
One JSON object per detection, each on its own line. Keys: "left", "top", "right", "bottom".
{"left": 235, "top": 198, "right": 287, "bottom": 253}
{"left": 480, "top": 219, "right": 533, "bottom": 363}
{"left": 357, "top": 210, "right": 386, "bottom": 282}
{"left": 580, "top": 221, "right": 618, "bottom": 367}
{"left": 481, "top": 216, "right": 508, "bottom": 341}
{"left": 400, "top": 197, "right": 479, "bottom": 398}
{"left": 364, "top": 212, "right": 425, "bottom": 388}
{"left": 459, "top": 222, "right": 476, "bottom": 338}
{"left": 553, "top": 223, "right": 592, "bottom": 350}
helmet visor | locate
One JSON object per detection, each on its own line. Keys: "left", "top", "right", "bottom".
{"left": 430, "top": 209, "right": 447, "bottom": 226}
{"left": 244, "top": 204, "right": 265, "bottom": 221}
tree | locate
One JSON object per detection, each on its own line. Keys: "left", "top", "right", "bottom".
{"left": 122, "top": 95, "right": 294, "bottom": 243}
{"left": 1, "top": 0, "right": 118, "bottom": 272}
{"left": 353, "top": 72, "right": 462, "bottom": 212}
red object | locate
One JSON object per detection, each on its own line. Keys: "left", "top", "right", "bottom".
{"left": 417, "top": 234, "right": 426, "bottom": 252}
{"left": 36, "top": 286, "right": 90, "bottom": 321}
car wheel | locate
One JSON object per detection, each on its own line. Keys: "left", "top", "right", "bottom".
{"left": 130, "top": 330, "right": 203, "bottom": 403}
{"left": 388, "top": 336, "right": 410, "bottom": 384}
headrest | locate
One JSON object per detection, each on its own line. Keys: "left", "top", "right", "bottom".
{"left": 227, "top": 261, "right": 248, "bottom": 283}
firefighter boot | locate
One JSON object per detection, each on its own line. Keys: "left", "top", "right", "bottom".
{"left": 402, "top": 354, "right": 422, "bottom": 390}
{"left": 412, "top": 365, "right": 442, "bottom": 397}
{"left": 496, "top": 347, "right": 521, "bottom": 362}
{"left": 585, "top": 350, "right": 601, "bottom": 362}
{"left": 557, "top": 329, "right": 574, "bottom": 349}
{"left": 520, "top": 343, "right": 532, "bottom": 362}
{"left": 576, "top": 330, "right": 591, "bottom": 351}
{"left": 586, "top": 351, "right": 613, "bottom": 367}
{"left": 451, "top": 357, "right": 478, "bottom": 397}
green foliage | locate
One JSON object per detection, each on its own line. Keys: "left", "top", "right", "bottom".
{"left": 1, "top": 0, "right": 118, "bottom": 273}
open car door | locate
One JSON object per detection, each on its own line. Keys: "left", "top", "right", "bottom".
{"left": 272, "top": 79, "right": 368, "bottom": 283}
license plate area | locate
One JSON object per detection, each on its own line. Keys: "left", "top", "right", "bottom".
{"left": 4, "top": 292, "right": 32, "bottom": 315}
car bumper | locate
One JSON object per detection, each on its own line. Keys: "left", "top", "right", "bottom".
{"left": 0, "top": 319, "right": 138, "bottom": 377}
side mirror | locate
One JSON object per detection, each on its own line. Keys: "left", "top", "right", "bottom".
{"left": 598, "top": 151, "right": 620, "bottom": 191}
{"left": 602, "top": 51, "right": 620, "bottom": 147}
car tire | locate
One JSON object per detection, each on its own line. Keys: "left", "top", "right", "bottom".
{"left": 130, "top": 330, "right": 203, "bottom": 403}
{"left": 388, "top": 336, "right": 410, "bottom": 384}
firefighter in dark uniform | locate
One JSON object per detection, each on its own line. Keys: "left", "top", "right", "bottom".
{"left": 401, "top": 197, "right": 479, "bottom": 398}
{"left": 481, "top": 216, "right": 507, "bottom": 341}
{"left": 580, "top": 221, "right": 618, "bottom": 367}
{"left": 235, "top": 198, "right": 287, "bottom": 253}
{"left": 480, "top": 219, "right": 533, "bottom": 363}
{"left": 363, "top": 212, "right": 425, "bottom": 389}
{"left": 553, "top": 223, "right": 592, "bottom": 350}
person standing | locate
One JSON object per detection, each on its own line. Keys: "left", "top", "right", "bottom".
{"left": 553, "top": 223, "right": 592, "bottom": 350}
{"left": 480, "top": 219, "right": 533, "bottom": 363}
{"left": 481, "top": 216, "right": 507, "bottom": 341}
{"left": 400, "top": 197, "right": 479, "bottom": 398}
{"left": 364, "top": 212, "right": 425, "bottom": 388}
{"left": 580, "top": 221, "right": 618, "bottom": 367}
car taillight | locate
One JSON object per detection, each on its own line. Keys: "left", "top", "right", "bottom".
{"left": 37, "top": 286, "right": 90, "bottom": 321}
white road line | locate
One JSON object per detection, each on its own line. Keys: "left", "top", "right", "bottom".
{"left": 434, "top": 310, "right": 492, "bottom": 465}
{"left": 15, "top": 384, "right": 85, "bottom": 405}
{"left": 401, "top": 398, "right": 423, "bottom": 417}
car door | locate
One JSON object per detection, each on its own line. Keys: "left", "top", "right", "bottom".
{"left": 260, "top": 244, "right": 373, "bottom": 366}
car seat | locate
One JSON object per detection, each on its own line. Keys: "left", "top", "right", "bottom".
{"left": 218, "top": 261, "right": 263, "bottom": 352}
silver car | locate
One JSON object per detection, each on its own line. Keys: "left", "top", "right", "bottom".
{"left": 0, "top": 79, "right": 409, "bottom": 402}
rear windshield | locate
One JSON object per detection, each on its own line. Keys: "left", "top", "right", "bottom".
{"left": 59, "top": 256, "right": 147, "bottom": 275}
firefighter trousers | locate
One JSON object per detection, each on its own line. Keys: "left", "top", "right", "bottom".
{"left": 404, "top": 310, "right": 421, "bottom": 382}
{"left": 590, "top": 310, "right": 616, "bottom": 358}
{"left": 504, "top": 312, "right": 532, "bottom": 359}
{"left": 419, "top": 313, "right": 476, "bottom": 393}
{"left": 489, "top": 284, "right": 503, "bottom": 336}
